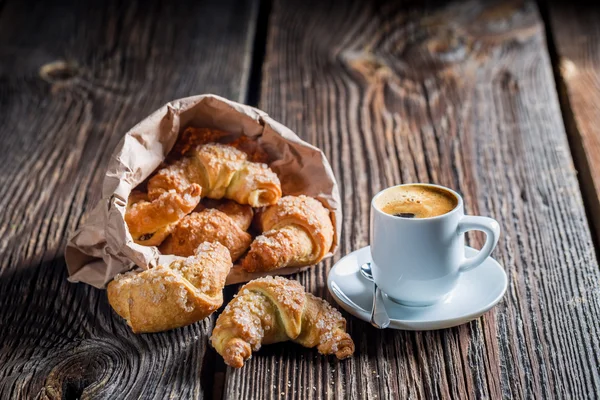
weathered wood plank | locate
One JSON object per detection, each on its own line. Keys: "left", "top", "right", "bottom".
{"left": 0, "top": 0, "right": 257, "bottom": 398}
{"left": 224, "top": 0, "right": 600, "bottom": 399}
{"left": 548, "top": 2, "right": 600, "bottom": 242}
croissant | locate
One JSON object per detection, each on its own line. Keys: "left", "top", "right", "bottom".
{"left": 241, "top": 195, "right": 334, "bottom": 272}
{"left": 210, "top": 276, "right": 354, "bottom": 368}
{"left": 107, "top": 242, "right": 232, "bottom": 333}
{"left": 210, "top": 200, "right": 254, "bottom": 231}
{"left": 160, "top": 201, "right": 253, "bottom": 261}
{"left": 170, "top": 127, "right": 229, "bottom": 158}
{"left": 171, "top": 127, "right": 269, "bottom": 163}
{"left": 124, "top": 185, "right": 202, "bottom": 246}
{"left": 147, "top": 143, "right": 281, "bottom": 207}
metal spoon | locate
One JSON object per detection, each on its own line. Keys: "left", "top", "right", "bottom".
{"left": 360, "top": 262, "right": 390, "bottom": 329}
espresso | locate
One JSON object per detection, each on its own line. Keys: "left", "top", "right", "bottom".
{"left": 378, "top": 185, "right": 458, "bottom": 219}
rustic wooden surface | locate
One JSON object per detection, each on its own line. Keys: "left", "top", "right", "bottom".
{"left": 0, "top": 0, "right": 257, "bottom": 398}
{"left": 224, "top": 0, "right": 600, "bottom": 399}
{"left": 548, "top": 2, "right": 600, "bottom": 242}
{"left": 2, "top": 0, "right": 600, "bottom": 399}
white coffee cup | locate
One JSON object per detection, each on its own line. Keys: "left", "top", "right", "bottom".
{"left": 370, "top": 183, "right": 500, "bottom": 306}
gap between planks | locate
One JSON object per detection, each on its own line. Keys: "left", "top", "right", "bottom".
{"left": 536, "top": 0, "right": 600, "bottom": 261}
{"left": 212, "top": 1, "right": 273, "bottom": 399}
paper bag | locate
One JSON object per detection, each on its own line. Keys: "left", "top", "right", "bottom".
{"left": 65, "top": 95, "right": 341, "bottom": 289}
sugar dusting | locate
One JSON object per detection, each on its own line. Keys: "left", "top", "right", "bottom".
{"left": 108, "top": 242, "right": 231, "bottom": 330}
{"left": 210, "top": 276, "right": 354, "bottom": 367}
{"left": 242, "top": 195, "right": 334, "bottom": 271}
{"left": 147, "top": 142, "right": 281, "bottom": 207}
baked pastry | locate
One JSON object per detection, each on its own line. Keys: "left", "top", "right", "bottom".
{"left": 107, "top": 242, "right": 232, "bottom": 333}
{"left": 170, "top": 127, "right": 229, "bottom": 158}
{"left": 124, "top": 185, "right": 202, "bottom": 246}
{"left": 241, "top": 195, "right": 334, "bottom": 272}
{"left": 210, "top": 199, "right": 254, "bottom": 231}
{"left": 210, "top": 276, "right": 354, "bottom": 368}
{"left": 160, "top": 201, "right": 253, "bottom": 261}
{"left": 172, "top": 127, "right": 269, "bottom": 163}
{"left": 147, "top": 143, "right": 281, "bottom": 207}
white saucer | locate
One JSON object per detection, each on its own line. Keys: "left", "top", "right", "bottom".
{"left": 327, "top": 246, "right": 507, "bottom": 330}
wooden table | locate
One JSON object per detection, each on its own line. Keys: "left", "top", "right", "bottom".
{"left": 2, "top": 0, "right": 600, "bottom": 398}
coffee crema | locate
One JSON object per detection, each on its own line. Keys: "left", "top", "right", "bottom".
{"left": 378, "top": 184, "right": 458, "bottom": 219}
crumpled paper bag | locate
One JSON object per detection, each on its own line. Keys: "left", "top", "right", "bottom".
{"left": 65, "top": 94, "right": 341, "bottom": 289}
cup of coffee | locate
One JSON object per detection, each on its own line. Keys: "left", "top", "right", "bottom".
{"left": 370, "top": 183, "right": 500, "bottom": 306}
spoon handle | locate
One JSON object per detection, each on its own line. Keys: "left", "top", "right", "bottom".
{"left": 371, "top": 283, "right": 390, "bottom": 329}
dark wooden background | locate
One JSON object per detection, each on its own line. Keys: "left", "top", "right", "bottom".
{"left": 1, "top": 0, "right": 600, "bottom": 399}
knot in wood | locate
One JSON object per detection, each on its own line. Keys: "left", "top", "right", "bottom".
{"left": 41, "top": 341, "right": 120, "bottom": 399}
{"left": 424, "top": 27, "right": 469, "bottom": 63}
{"left": 39, "top": 60, "right": 79, "bottom": 83}
{"left": 342, "top": 51, "right": 392, "bottom": 83}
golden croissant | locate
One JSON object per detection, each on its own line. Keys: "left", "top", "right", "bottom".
{"left": 124, "top": 185, "right": 202, "bottom": 246}
{"left": 107, "top": 242, "right": 232, "bottom": 333}
{"left": 160, "top": 201, "right": 253, "bottom": 261}
{"left": 241, "top": 195, "right": 334, "bottom": 272}
{"left": 171, "top": 127, "right": 269, "bottom": 163}
{"left": 210, "top": 276, "right": 354, "bottom": 368}
{"left": 147, "top": 143, "right": 281, "bottom": 207}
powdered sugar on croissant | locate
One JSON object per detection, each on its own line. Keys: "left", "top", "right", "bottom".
{"left": 124, "top": 185, "right": 202, "bottom": 246}
{"left": 241, "top": 195, "right": 334, "bottom": 272}
{"left": 210, "top": 276, "right": 354, "bottom": 368}
{"left": 160, "top": 203, "right": 253, "bottom": 262}
{"left": 107, "top": 242, "right": 232, "bottom": 333}
{"left": 147, "top": 143, "right": 281, "bottom": 207}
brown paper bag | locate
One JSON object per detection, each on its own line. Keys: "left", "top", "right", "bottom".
{"left": 65, "top": 95, "right": 341, "bottom": 289}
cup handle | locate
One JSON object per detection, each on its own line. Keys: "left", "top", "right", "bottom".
{"left": 457, "top": 215, "right": 500, "bottom": 273}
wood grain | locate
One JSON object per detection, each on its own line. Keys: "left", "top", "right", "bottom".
{"left": 547, "top": 2, "right": 600, "bottom": 243}
{"left": 223, "top": 0, "right": 600, "bottom": 399}
{"left": 0, "top": 0, "right": 257, "bottom": 398}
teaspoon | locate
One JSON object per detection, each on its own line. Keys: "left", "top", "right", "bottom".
{"left": 360, "top": 262, "right": 390, "bottom": 329}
